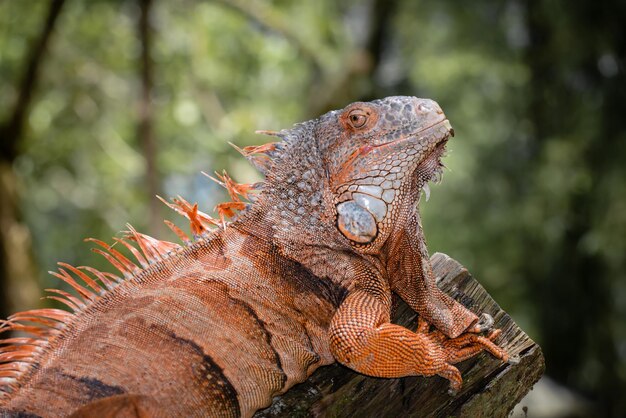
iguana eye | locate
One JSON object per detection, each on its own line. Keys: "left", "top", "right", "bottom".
{"left": 348, "top": 110, "right": 368, "bottom": 128}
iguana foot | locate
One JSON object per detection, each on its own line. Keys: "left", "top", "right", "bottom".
{"left": 415, "top": 317, "right": 508, "bottom": 394}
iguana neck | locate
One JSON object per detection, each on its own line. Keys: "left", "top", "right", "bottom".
{"left": 235, "top": 122, "right": 350, "bottom": 254}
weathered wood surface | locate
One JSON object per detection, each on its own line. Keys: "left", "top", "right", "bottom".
{"left": 255, "top": 252, "right": 545, "bottom": 418}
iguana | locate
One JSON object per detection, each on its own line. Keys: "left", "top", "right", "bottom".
{"left": 0, "top": 96, "right": 509, "bottom": 417}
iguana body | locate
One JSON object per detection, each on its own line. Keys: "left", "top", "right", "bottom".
{"left": 0, "top": 96, "right": 507, "bottom": 417}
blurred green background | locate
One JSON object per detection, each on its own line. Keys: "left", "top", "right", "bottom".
{"left": 1, "top": 0, "right": 625, "bottom": 416}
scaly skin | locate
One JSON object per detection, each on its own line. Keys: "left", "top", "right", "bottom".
{"left": 0, "top": 96, "right": 508, "bottom": 417}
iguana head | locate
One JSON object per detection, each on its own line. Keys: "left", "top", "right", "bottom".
{"left": 316, "top": 96, "right": 453, "bottom": 248}
{"left": 239, "top": 96, "right": 452, "bottom": 252}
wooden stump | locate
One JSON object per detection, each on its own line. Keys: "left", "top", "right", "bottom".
{"left": 255, "top": 253, "right": 545, "bottom": 417}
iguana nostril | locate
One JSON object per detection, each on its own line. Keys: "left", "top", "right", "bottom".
{"left": 417, "top": 103, "right": 432, "bottom": 113}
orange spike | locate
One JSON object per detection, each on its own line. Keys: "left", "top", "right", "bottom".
{"left": 125, "top": 224, "right": 160, "bottom": 263}
{"left": 44, "top": 288, "right": 85, "bottom": 311}
{"left": 185, "top": 202, "right": 206, "bottom": 235}
{"left": 204, "top": 170, "right": 258, "bottom": 202}
{"left": 102, "top": 270, "right": 123, "bottom": 284}
{"left": 0, "top": 362, "right": 29, "bottom": 372}
{"left": 175, "top": 197, "right": 219, "bottom": 228}
{"left": 125, "top": 226, "right": 180, "bottom": 259}
{"left": 250, "top": 155, "right": 273, "bottom": 173}
{"left": 173, "top": 195, "right": 202, "bottom": 215}
{"left": 0, "top": 324, "right": 51, "bottom": 339}
{"left": 86, "top": 238, "right": 140, "bottom": 275}
{"left": 0, "top": 338, "right": 43, "bottom": 346}
{"left": 27, "top": 308, "right": 72, "bottom": 323}
{"left": 227, "top": 181, "right": 258, "bottom": 201}
{"left": 79, "top": 266, "right": 118, "bottom": 289}
{"left": 0, "top": 347, "right": 26, "bottom": 356}
{"left": 0, "top": 360, "right": 29, "bottom": 370}
{"left": 113, "top": 237, "right": 149, "bottom": 269}
{"left": 0, "top": 366, "right": 22, "bottom": 373}
{"left": 215, "top": 201, "right": 246, "bottom": 218}
{"left": 90, "top": 248, "right": 133, "bottom": 279}
{"left": 58, "top": 262, "right": 103, "bottom": 294}
{"left": 8, "top": 309, "right": 71, "bottom": 326}
{"left": 0, "top": 351, "right": 36, "bottom": 363}
{"left": 140, "top": 233, "right": 181, "bottom": 255}
{"left": 230, "top": 141, "right": 277, "bottom": 174}
{"left": 214, "top": 201, "right": 247, "bottom": 229}
{"left": 158, "top": 196, "right": 218, "bottom": 234}
{"left": 4, "top": 318, "right": 58, "bottom": 330}
{"left": 228, "top": 141, "right": 247, "bottom": 156}
{"left": 44, "top": 296, "right": 78, "bottom": 312}
{"left": 241, "top": 141, "right": 278, "bottom": 155}
{"left": 157, "top": 195, "right": 185, "bottom": 217}
{"left": 164, "top": 220, "right": 190, "bottom": 244}
{"left": 254, "top": 129, "right": 281, "bottom": 137}
{"left": 49, "top": 269, "right": 96, "bottom": 301}
{"left": 4, "top": 315, "right": 46, "bottom": 326}
{"left": 203, "top": 171, "right": 237, "bottom": 201}
{"left": 0, "top": 344, "right": 39, "bottom": 355}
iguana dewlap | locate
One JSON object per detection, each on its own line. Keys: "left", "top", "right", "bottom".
{"left": 0, "top": 96, "right": 508, "bottom": 417}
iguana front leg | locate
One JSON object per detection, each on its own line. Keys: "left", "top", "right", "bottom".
{"left": 387, "top": 213, "right": 489, "bottom": 338}
{"left": 329, "top": 275, "right": 508, "bottom": 392}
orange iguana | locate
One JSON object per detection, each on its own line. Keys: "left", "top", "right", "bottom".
{"left": 0, "top": 96, "right": 509, "bottom": 417}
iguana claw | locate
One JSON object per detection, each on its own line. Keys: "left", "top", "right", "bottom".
{"left": 507, "top": 354, "right": 521, "bottom": 365}
{"left": 468, "top": 312, "right": 494, "bottom": 333}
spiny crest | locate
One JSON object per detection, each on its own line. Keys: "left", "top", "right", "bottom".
{"left": 229, "top": 131, "right": 286, "bottom": 175}
{"left": 0, "top": 138, "right": 268, "bottom": 399}
{"left": 156, "top": 168, "right": 260, "bottom": 233}
{"left": 0, "top": 227, "right": 183, "bottom": 399}
{"left": 157, "top": 195, "right": 219, "bottom": 237}
{"left": 204, "top": 170, "right": 260, "bottom": 202}
{"left": 203, "top": 170, "right": 261, "bottom": 227}
{"left": 0, "top": 308, "right": 70, "bottom": 395}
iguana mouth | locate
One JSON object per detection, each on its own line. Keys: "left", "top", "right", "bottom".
{"left": 414, "top": 121, "right": 452, "bottom": 195}
{"left": 367, "top": 118, "right": 451, "bottom": 152}
{"left": 415, "top": 118, "right": 453, "bottom": 139}
{"left": 422, "top": 141, "right": 447, "bottom": 179}
{"left": 336, "top": 118, "right": 452, "bottom": 194}
{"left": 419, "top": 137, "right": 448, "bottom": 174}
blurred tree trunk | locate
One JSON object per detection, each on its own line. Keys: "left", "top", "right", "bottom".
{"left": 214, "top": 0, "right": 402, "bottom": 116}
{"left": 137, "top": 0, "right": 162, "bottom": 235}
{"left": 524, "top": 0, "right": 626, "bottom": 415}
{"left": 0, "top": 0, "right": 65, "bottom": 319}
{"left": 307, "top": 0, "right": 402, "bottom": 115}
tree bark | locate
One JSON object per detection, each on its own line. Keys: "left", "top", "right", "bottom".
{"left": 0, "top": 0, "right": 65, "bottom": 162}
{"left": 137, "top": 0, "right": 162, "bottom": 235}
{"left": 255, "top": 253, "right": 545, "bottom": 417}
{"left": 0, "top": 0, "right": 65, "bottom": 319}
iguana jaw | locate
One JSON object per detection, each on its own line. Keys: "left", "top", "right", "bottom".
{"left": 365, "top": 118, "right": 451, "bottom": 182}
{"left": 334, "top": 117, "right": 453, "bottom": 246}
{"left": 368, "top": 118, "right": 452, "bottom": 153}
{"left": 333, "top": 118, "right": 452, "bottom": 188}
{"left": 414, "top": 121, "right": 452, "bottom": 185}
